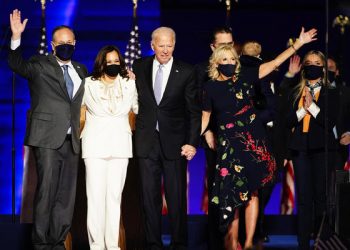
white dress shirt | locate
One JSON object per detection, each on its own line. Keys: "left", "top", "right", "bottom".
{"left": 57, "top": 61, "right": 82, "bottom": 98}
{"left": 296, "top": 85, "right": 321, "bottom": 122}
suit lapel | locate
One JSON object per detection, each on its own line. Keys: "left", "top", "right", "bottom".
{"left": 159, "top": 59, "right": 179, "bottom": 106}
{"left": 144, "top": 57, "right": 157, "bottom": 103}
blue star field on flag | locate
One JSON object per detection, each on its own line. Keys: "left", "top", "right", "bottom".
{"left": 124, "top": 18, "right": 142, "bottom": 69}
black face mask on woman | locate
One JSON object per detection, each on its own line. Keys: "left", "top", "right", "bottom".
{"left": 217, "top": 64, "right": 236, "bottom": 78}
{"left": 55, "top": 44, "right": 75, "bottom": 61}
{"left": 303, "top": 65, "right": 324, "bottom": 80}
{"left": 105, "top": 64, "right": 121, "bottom": 77}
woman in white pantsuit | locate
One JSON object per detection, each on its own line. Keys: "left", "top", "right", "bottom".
{"left": 81, "top": 45, "right": 138, "bottom": 250}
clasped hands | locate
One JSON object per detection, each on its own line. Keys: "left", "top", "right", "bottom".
{"left": 181, "top": 144, "right": 196, "bottom": 161}
{"left": 303, "top": 87, "right": 313, "bottom": 111}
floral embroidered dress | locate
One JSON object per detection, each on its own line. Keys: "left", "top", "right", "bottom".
{"left": 202, "top": 66, "right": 276, "bottom": 233}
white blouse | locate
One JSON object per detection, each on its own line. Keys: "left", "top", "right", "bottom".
{"left": 81, "top": 75, "right": 138, "bottom": 158}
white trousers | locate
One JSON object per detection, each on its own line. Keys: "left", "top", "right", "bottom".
{"left": 84, "top": 157, "right": 128, "bottom": 250}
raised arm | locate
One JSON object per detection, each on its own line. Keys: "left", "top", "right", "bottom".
{"left": 259, "top": 27, "right": 317, "bottom": 79}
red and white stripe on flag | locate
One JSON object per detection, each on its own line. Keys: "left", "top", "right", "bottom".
{"left": 280, "top": 160, "right": 295, "bottom": 215}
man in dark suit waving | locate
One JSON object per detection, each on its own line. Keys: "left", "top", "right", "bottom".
{"left": 8, "top": 9, "right": 88, "bottom": 250}
{"left": 133, "top": 27, "right": 201, "bottom": 250}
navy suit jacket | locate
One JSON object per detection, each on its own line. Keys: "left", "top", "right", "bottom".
{"left": 133, "top": 56, "right": 201, "bottom": 160}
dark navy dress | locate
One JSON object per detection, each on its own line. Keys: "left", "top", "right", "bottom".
{"left": 202, "top": 66, "right": 276, "bottom": 232}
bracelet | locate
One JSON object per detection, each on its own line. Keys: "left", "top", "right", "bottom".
{"left": 291, "top": 44, "right": 297, "bottom": 52}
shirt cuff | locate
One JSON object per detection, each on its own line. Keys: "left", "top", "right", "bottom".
{"left": 266, "top": 121, "right": 273, "bottom": 127}
{"left": 307, "top": 102, "right": 320, "bottom": 118}
{"left": 285, "top": 72, "right": 295, "bottom": 78}
{"left": 10, "top": 38, "right": 21, "bottom": 50}
{"left": 296, "top": 107, "right": 307, "bottom": 122}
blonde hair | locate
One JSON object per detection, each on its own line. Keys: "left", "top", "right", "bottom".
{"left": 293, "top": 50, "right": 327, "bottom": 104}
{"left": 208, "top": 44, "right": 241, "bottom": 80}
{"left": 242, "top": 41, "right": 262, "bottom": 57}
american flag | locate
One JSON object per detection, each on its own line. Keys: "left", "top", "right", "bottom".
{"left": 280, "top": 160, "right": 295, "bottom": 214}
{"left": 37, "top": 4, "right": 48, "bottom": 55}
{"left": 124, "top": 16, "right": 141, "bottom": 69}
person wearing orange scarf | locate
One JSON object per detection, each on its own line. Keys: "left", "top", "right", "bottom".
{"left": 286, "top": 50, "right": 340, "bottom": 250}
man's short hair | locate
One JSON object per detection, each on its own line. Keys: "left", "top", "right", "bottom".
{"left": 52, "top": 25, "right": 75, "bottom": 40}
{"left": 151, "top": 27, "right": 176, "bottom": 43}
{"left": 211, "top": 26, "right": 233, "bottom": 43}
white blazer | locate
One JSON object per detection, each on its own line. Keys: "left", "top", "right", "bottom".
{"left": 81, "top": 75, "right": 138, "bottom": 158}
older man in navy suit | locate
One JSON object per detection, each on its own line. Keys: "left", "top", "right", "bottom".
{"left": 133, "top": 27, "right": 201, "bottom": 250}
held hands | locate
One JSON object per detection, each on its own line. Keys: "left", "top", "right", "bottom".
{"left": 10, "top": 9, "right": 28, "bottom": 40}
{"left": 297, "top": 27, "right": 317, "bottom": 46}
{"left": 181, "top": 144, "right": 197, "bottom": 161}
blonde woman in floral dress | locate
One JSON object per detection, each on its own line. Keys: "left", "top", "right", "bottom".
{"left": 201, "top": 28, "right": 317, "bottom": 250}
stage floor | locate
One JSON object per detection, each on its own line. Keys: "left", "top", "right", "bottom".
{"left": 1, "top": 215, "right": 348, "bottom": 250}
{"left": 162, "top": 234, "right": 307, "bottom": 250}
{"left": 0, "top": 215, "right": 302, "bottom": 250}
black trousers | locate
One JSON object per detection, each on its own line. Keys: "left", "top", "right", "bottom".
{"left": 32, "top": 137, "right": 79, "bottom": 250}
{"left": 292, "top": 150, "right": 333, "bottom": 250}
{"left": 139, "top": 132, "right": 188, "bottom": 250}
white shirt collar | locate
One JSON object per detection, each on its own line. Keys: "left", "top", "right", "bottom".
{"left": 153, "top": 57, "right": 173, "bottom": 69}
{"left": 57, "top": 60, "right": 73, "bottom": 69}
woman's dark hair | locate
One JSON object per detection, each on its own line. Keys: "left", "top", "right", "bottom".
{"left": 91, "top": 45, "right": 129, "bottom": 80}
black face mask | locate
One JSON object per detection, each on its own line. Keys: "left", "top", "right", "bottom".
{"left": 303, "top": 65, "right": 324, "bottom": 80}
{"left": 328, "top": 70, "right": 336, "bottom": 83}
{"left": 105, "top": 64, "right": 121, "bottom": 77}
{"left": 217, "top": 64, "right": 236, "bottom": 78}
{"left": 55, "top": 44, "right": 75, "bottom": 61}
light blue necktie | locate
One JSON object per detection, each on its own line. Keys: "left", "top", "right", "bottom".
{"left": 154, "top": 64, "right": 164, "bottom": 104}
{"left": 62, "top": 65, "right": 74, "bottom": 99}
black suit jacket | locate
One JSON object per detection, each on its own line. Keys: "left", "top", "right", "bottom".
{"left": 8, "top": 47, "right": 88, "bottom": 154}
{"left": 286, "top": 87, "right": 340, "bottom": 151}
{"left": 133, "top": 56, "right": 201, "bottom": 160}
